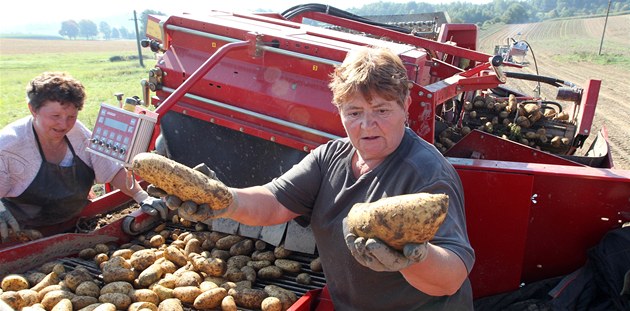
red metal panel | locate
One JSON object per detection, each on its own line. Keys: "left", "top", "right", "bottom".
{"left": 522, "top": 168, "right": 630, "bottom": 282}
{"left": 452, "top": 158, "right": 630, "bottom": 298}
{"left": 457, "top": 167, "right": 534, "bottom": 298}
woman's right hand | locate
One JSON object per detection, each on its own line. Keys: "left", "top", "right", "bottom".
{"left": 0, "top": 201, "right": 20, "bottom": 243}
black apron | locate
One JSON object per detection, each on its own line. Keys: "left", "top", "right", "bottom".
{"left": 3, "top": 127, "right": 95, "bottom": 228}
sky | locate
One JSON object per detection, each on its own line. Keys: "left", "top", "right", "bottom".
{"left": 0, "top": 0, "right": 492, "bottom": 34}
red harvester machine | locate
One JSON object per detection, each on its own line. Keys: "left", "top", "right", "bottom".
{"left": 2, "top": 4, "right": 629, "bottom": 309}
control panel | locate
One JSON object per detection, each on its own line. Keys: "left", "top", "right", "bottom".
{"left": 87, "top": 103, "right": 157, "bottom": 166}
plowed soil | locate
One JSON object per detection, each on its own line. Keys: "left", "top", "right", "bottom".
{"left": 478, "top": 14, "right": 630, "bottom": 170}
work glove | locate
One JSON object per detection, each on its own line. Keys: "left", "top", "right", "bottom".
{"left": 342, "top": 217, "right": 429, "bottom": 272}
{"left": 133, "top": 190, "right": 169, "bottom": 220}
{"left": 163, "top": 163, "right": 236, "bottom": 223}
{"left": 0, "top": 200, "right": 20, "bottom": 243}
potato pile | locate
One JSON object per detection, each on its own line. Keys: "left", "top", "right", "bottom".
{"left": 435, "top": 94, "right": 574, "bottom": 154}
{"left": 0, "top": 222, "right": 322, "bottom": 311}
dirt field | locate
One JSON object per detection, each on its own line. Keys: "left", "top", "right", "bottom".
{"left": 478, "top": 14, "right": 630, "bottom": 170}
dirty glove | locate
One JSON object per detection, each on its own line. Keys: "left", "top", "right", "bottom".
{"left": 163, "top": 163, "right": 237, "bottom": 223}
{"left": 133, "top": 190, "right": 169, "bottom": 220}
{"left": 0, "top": 200, "right": 20, "bottom": 243}
{"left": 343, "top": 217, "right": 429, "bottom": 272}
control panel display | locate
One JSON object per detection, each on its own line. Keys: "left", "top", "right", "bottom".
{"left": 88, "top": 103, "right": 157, "bottom": 166}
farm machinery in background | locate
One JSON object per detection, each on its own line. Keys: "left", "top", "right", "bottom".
{"left": 1, "top": 3, "right": 629, "bottom": 310}
{"left": 494, "top": 34, "right": 530, "bottom": 65}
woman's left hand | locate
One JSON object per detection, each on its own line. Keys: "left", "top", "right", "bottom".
{"left": 343, "top": 217, "right": 429, "bottom": 272}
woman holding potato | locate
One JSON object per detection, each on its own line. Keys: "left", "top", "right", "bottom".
{"left": 161, "top": 46, "right": 475, "bottom": 310}
{"left": 0, "top": 72, "right": 166, "bottom": 242}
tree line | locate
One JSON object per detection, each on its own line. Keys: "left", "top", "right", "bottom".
{"left": 59, "top": 20, "right": 134, "bottom": 40}
{"left": 350, "top": 0, "right": 629, "bottom": 25}
{"left": 58, "top": 0, "right": 629, "bottom": 40}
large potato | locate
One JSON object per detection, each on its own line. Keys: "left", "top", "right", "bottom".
{"left": 193, "top": 287, "right": 227, "bottom": 309}
{"left": 173, "top": 286, "right": 202, "bottom": 304}
{"left": 131, "top": 152, "right": 232, "bottom": 208}
{"left": 345, "top": 193, "right": 448, "bottom": 250}
{"left": 1, "top": 274, "right": 29, "bottom": 291}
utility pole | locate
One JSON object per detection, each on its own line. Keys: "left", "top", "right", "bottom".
{"left": 133, "top": 10, "right": 145, "bottom": 68}
{"left": 598, "top": 0, "right": 612, "bottom": 56}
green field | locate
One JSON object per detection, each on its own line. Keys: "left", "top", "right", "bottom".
{"left": 0, "top": 39, "right": 151, "bottom": 129}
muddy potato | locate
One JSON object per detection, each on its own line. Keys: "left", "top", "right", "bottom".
{"left": 247, "top": 260, "right": 272, "bottom": 271}
{"left": 94, "top": 253, "right": 109, "bottom": 267}
{"left": 173, "top": 286, "right": 202, "bottom": 304}
{"left": 90, "top": 302, "right": 117, "bottom": 311}
{"left": 229, "top": 239, "right": 254, "bottom": 256}
{"left": 128, "top": 301, "right": 158, "bottom": 311}
{"left": 38, "top": 285, "right": 67, "bottom": 301}
{"left": 232, "top": 288, "right": 268, "bottom": 309}
{"left": 149, "top": 284, "right": 173, "bottom": 301}
{"left": 274, "top": 259, "right": 301, "bottom": 273}
{"left": 210, "top": 249, "right": 231, "bottom": 261}
{"left": 31, "top": 271, "right": 60, "bottom": 292}
{"left": 184, "top": 238, "right": 203, "bottom": 255}
{"left": 94, "top": 244, "right": 110, "bottom": 254}
{"left": 51, "top": 298, "right": 73, "bottom": 311}
{"left": 1, "top": 291, "right": 25, "bottom": 310}
{"left": 215, "top": 235, "right": 244, "bottom": 250}
{"left": 221, "top": 295, "right": 238, "bottom": 311}
{"left": 224, "top": 268, "right": 247, "bottom": 282}
{"left": 158, "top": 298, "right": 183, "bottom": 311}
{"left": 241, "top": 266, "right": 257, "bottom": 283}
{"left": 102, "top": 267, "right": 135, "bottom": 284}
{"left": 149, "top": 235, "right": 166, "bottom": 248}
{"left": 156, "top": 274, "right": 177, "bottom": 289}
{"left": 25, "top": 271, "right": 47, "bottom": 286}
{"left": 21, "top": 304, "right": 47, "bottom": 311}
{"left": 111, "top": 249, "right": 134, "bottom": 259}
{"left": 296, "top": 273, "right": 312, "bottom": 285}
{"left": 190, "top": 254, "right": 227, "bottom": 277}
{"left": 261, "top": 296, "right": 283, "bottom": 311}
{"left": 130, "top": 249, "right": 158, "bottom": 271}
{"left": 64, "top": 268, "right": 93, "bottom": 291}
{"left": 346, "top": 193, "right": 449, "bottom": 250}
{"left": 75, "top": 281, "right": 100, "bottom": 298}
{"left": 99, "top": 292, "right": 131, "bottom": 309}
{"left": 258, "top": 265, "right": 283, "bottom": 279}
{"left": 252, "top": 250, "right": 276, "bottom": 262}
{"left": 131, "top": 152, "right": 233, "bottom": 208}
{"left": 227, "top": 255, "right": 251, "bottom": 269}
{"left": 264, "top": 284, "right": 297, "bottom": 306}
{"left": 78, "top": 248, "right": 98, "bottom": 260}
{"left": 18, "top": 289, "right": 39, "bottom": 306}
{"left": 157, "top": 259, "right": 177, "bottom": 274}
{"left": 199, "top": 281, "right": 219, "bottom": 291}
{"left": 41, "top": 290, "right": 75, "bottom": 310}
{"left": 1, "top": 274, "right": 29, "bottom": 291}
{"left": 174, "top": 271, "right": 202, "bottom": 287}
{"left": 273, "top": 245, "right": 292, "bottom": 259}
{"left": 130, "top": 288, "right": 160, "bottom": 305}
{"left": 137, "top": 263, "right": 164, "bottom": 287}
{"left": 164, "top": 246, "right": 188, "bottom": 267}
{"left": 309, "top": 258, "right": 322, "bottom": 272}
{"left": 192, "top": 287, "right": 228, "bottom": 309}
{"left": 100, "top": 281, "right": 134, "bottom": 295}
{"left": 71, "top": 295, "right": 99, "bottom": 310}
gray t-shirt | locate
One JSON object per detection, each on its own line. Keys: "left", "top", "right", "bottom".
{"left": 265, "top": 129, "right": 475, "bottom": 311}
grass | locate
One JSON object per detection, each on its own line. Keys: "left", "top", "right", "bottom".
{"left": 0, "top": 41, "right": 151, "bottom": 129}
{"left": 553, "top": 51, "right": 630, "bottom": 68}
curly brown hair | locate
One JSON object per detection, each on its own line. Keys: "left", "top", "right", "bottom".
{"left": 328, "top": 46, "right": 410, "bottom": 108}
{"left": 26, "top": 72, "right": 86, "bottom": 111}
